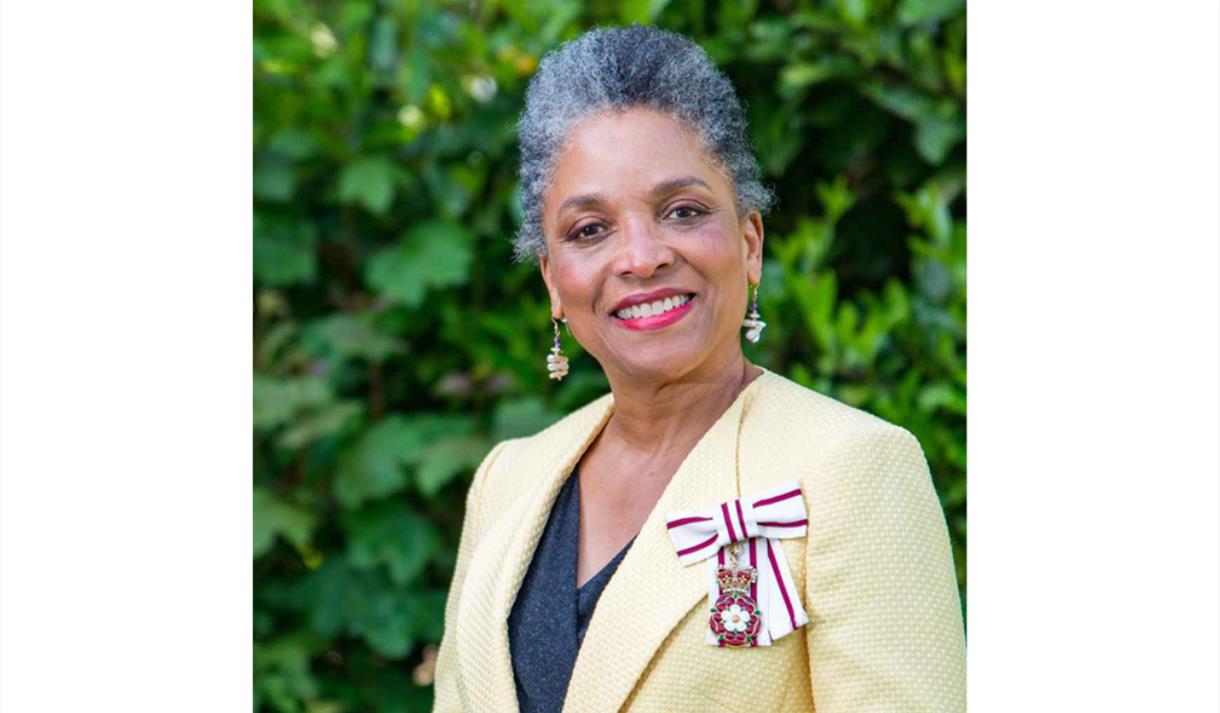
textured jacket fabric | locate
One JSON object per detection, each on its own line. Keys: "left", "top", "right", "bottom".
{"left": 432, "top": 366, "right": 966, "bottom": 713}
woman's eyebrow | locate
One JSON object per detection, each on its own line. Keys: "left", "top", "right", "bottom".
{"left": 556, "top": 177, "right": 713, "bottom": 217}
{"left": 650, "top": 176, "right": 712, "bottom": 198}
{"left": 557, "top": 192, "right": 606, "bottom": 216}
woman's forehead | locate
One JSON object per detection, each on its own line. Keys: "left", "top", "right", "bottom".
{"left": 546, "top": 108, "right": 732, "bottom": 206}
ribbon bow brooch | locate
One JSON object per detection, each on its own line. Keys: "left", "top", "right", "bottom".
{"left": 666, "top": 480, "right": 810, "bottom": 648}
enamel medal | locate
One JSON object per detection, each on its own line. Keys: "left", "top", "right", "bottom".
{"left": 708, "top": 543, "right": 761, "bottom": 647}
{"left": 668, "top": 480, "right": 811, "bottom": 647}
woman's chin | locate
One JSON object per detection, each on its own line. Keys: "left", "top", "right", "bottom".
{"left": 609, "top": 349, "right": 713, "bottom": 383}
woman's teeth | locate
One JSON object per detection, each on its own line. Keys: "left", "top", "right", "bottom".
{"left": 614, "top": 294, "right": 692, "bottom": 320}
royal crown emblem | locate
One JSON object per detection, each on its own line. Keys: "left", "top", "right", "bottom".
{"left": 708, "top": 545, "right": 762, "bottom": 647}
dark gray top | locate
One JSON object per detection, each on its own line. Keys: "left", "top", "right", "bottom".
{"left": 507, "top": 465, "right": 636, "bottom": 713}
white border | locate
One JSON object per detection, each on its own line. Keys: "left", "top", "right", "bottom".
{"left": 1, "top": 1, "right": 1217, "bottom": 711}
{"left": 1, "top": 1, "right": 252, "bottom": 709}
{"left": 970, "top": 2, "right": 1219, "bottom": 709}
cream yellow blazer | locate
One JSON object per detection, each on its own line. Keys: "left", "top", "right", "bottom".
{"left": 433, "top": 367, "right": 966, "bottom": 713}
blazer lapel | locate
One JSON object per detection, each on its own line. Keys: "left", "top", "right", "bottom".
{"left": 456, "top": 393, "right": 616, "bottom": 713}
{"left": 562, "top": 372, "right": 769, "bottom": 713}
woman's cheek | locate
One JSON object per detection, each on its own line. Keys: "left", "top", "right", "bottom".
{"left": 676, "top": 221, "right": 734, "bottom": 267}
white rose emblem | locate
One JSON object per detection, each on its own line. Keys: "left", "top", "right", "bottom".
{"left": 719, "top": 603, "right": 750, "bottom": 633}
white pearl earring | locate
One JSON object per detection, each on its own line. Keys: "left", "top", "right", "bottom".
{"left": 547, "top": 317, "right": 570, "bottom": 380}
{"left": 742, "top": 282, "right": 766, "bottom": 343}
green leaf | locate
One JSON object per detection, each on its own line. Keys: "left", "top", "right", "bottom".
{"left": 256, "top": 321, "right": 297, "bottom": 367}
{"left": 423, "top": 163, "right": 488, "bottom": 219}
{"left": 254, "top": 214, "right": 316, "bottom": 286}
{"left": 717, "top": 0, "right": 758, "bottom": 29}
{"left": 537, "top": 2, "right": 581, "bottom": 42}
{"left": 493, "top": 397, "right": 561, "bottom": 442}
{"left": 815, "top": 176, "right": 857, "bottom": 223}
{"left": 254, "top": 157, "right": 297, "bottom": 201}
{"left": 917, "top": 383, "right": 967, "bottom": 415}
{"left": 333, "top": 417, "right": 423, "bottom": 508}
{"left": 345, "top": 503, "right": 440, "bottom": 585}
{"left": 365, "top": 221, "right": 474, "bottom": 306}
{"left": 254, "top": 487, "right": 317, "bottom": 557}
{"left": 802, "top": 272, "right": 838, "bottom": 349}
{"left": 745, "top": 18, "right": 794, "bottom": 63}
{"left": 780, "top": 62, "right": 834, "bottom": 92}
{"left": 276, "top": 401, "right": 363, "bottom": 450}
{"left": 861, "top": 83, "right": 937, "bottom": 122}
{"left": 508, "top": 183, "right": 525, "bottom": 226}
{"left": 306, "top": 559, "right": 419, "bottom": 657}
{"left": 352, "top": 586, "right": 416, "bottom": 658}
{"left": 836, "top": 383, "right": 873, "bottom": 407}
{"left": 779, "top": 56, "right": 860, "bottom": 94}
{"left": 338, "top": 156, "right": 398, "bottom": 215}
{"left": 410, "top": 589, "right": 448, "bottom": 643}
{"left": 861, "top": 83, "right": 963, "bottom": 163}
{"left": 253, "top": 634, "right": 322, "bottom": 710}
{"left": 883, "top": 278, "right": 912, "bottom": 323}
{"left": 835, "top": 301, "right": 860, "bottom": 344}
{"left": 618, "top": 0, "right": 670, "bottom": 23}
{"left": 897, "top": 184, "right": 955, "bottom": 243}
{"left": 333, "top": 414, "right": 478, "bottom": 505}
{"left": 790, "top": 10, "right": 843, "bottom": 32}
{"left": 306, "top": 314, "right": 404, "bottom": 362}
{"left": 897, "top": 0, "right": 965, "bottom": 26}
{"left": 306, "top": 560, "right": 353, "bottom": 638}
{"left": 915, "top": 112, "right": 965, "bottom": 164}
{"left": 267, "top": 129, "right": 318, "bottom": 160}
{"left": 414, "top": 435, "right": 487, "bottom": 497}
{"left": 368, "top": 17, "right": 398, "bottom": 71}
{"left": 833, "top": 0, "right": 870, "bottom": 27}
{"left": 254, "top": 375, "right": 332, "bottom": 429}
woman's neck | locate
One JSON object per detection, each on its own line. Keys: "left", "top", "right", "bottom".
{"left": 599, "top": 349, "right": 762, "bottom": 460}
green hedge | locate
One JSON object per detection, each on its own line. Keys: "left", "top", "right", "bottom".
{"left": 254, "top": 1, "right": 965, "bottom": 710}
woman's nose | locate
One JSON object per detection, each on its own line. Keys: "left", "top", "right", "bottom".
{"left": 613, "top": 215, "right": 675, "bottom": 279}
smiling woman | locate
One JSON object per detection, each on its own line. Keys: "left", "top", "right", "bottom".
{"left": 538, "top": 107, "right": 762, "bottom": 386}
{"left": 432, "top": 25, "right": 966, "bottom": 713}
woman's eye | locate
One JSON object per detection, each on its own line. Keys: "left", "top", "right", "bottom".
{"left": 568, "top": 223, "right": 605, "bottom": 241}
{"left": 667, "top": 205, "right": 705, "bottom": 220}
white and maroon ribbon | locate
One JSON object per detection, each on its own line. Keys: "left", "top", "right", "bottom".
{"left": 666, "top": 480, "right": 810, "bottom": 646}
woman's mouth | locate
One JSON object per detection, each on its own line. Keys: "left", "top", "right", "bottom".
{"left": 612, "top": 293, "right": 696, "bottom": 331}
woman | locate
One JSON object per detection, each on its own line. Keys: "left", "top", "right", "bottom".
{"left": 433, "top": 26, "right": 965, "bottom": 713}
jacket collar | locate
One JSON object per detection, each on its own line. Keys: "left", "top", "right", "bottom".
{"left": 456, "top": 368, "right": 775, "bottom": 713}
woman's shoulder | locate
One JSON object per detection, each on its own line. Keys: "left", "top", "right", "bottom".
{"left": 464, "top": 391, "right": 615, "bottom": 509}
{"left": 751, "top": 368, "right": 920, "bottom": 443}
{"left": 745, "top": 368, "right": 930, "bottom": 486}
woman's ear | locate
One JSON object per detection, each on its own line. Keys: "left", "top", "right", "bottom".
{"left": 538, "top": 252, "right": 564, "bottom": 320}
{"left": 741, "top": 210, "right": 765, "bottom": 285}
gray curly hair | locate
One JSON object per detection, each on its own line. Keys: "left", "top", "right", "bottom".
{"left": 512, "top": 25, "right": 774, "bottom": 264}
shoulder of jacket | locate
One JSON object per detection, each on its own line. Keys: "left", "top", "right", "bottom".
{"left": 469, "top": 391, "right": 615, "bottom": 513}
{"left": 743, "top": 374, "right": 933, "bottom": 530}
{"left": 749, "top": 370, "right": 926, "bottom": 479}
{"left": 753, "top": 369, "right": 913, "bottom": 437}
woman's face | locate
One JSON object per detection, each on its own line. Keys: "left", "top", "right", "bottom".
{"left": 538, "top": 107, "right": 763, "bottom": 384}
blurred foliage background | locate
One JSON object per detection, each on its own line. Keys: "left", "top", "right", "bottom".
{"left": 254, "top": 0, "right": 965, "bottom": 710}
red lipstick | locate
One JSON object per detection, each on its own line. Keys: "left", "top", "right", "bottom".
{"left": 612, "top": 293, "right": 696, "bottom": 332}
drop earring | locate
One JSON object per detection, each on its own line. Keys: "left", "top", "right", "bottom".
{"left": 547, "top": 316, "right": 570, "bottom": 381}
{"left": 742, "top": 281, "right": 766, "bottom": 343}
